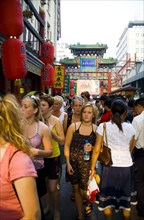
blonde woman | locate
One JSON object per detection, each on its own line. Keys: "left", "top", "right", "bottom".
{"left": 0, "top": 94, "right": 41, "bottom": 220}
{"left": 66, "top": 96, "right": 84, "bottom": 201}
{"left": 64, "top": 103, "right": 97, "bottom": 220}
{"left": 52, "top": 95, "right": 68, "bottom": 134}
{"left": 21, "top": 95, "right": 52, "bottom": 219}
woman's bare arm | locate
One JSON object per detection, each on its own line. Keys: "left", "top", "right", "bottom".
{"left": 90, "top": 133, "right": 102, "bottom": 179}
{"left": 51, "top": 118, "right": 65, "bottom": 145}
{"left": 14, "top": 177, "right": 41, "bottom": 220}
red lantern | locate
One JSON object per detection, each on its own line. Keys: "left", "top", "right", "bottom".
{"left": 41, "top": 64, "right": 54, "bottom": 86}
{"left": 0, "top": 0, "right": 24, "bottom": 38}
{"left": 70, "top": 80, "right": 75, "bottom": 89}
{"left": 2, "top": 38, "right": 28, "bottom": 80}
{"left": 40, "top": 41, "right": 54, "bottom": 64}
{"left": 70, "top": 89, "right": 75, "bottom": 97}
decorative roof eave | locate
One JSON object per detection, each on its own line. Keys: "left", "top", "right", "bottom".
{"left": 70, "top": 49, "right": 107, "bottom": 57}
{"left": 99, "top": 58, "right": 117, "bottom": 68}
{"left": 59, "top": 57, "right": 78, "bottom": 67}
{"left": 69, "top": 43, "right": 108, "bottom": 50}
{"left": 100, "top": 58, "right": 117, "bottom": 64}
{"left": 69, "top": 43, "right": 108, "bottom": 57}
{"left": 59, "top": 57, "right": 117, "bottom": 68}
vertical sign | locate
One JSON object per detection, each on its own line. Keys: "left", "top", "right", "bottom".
{"left": 54, "top": 65, "right": 65, "bottom": 90}
{"left": 74, "top": 82, "right": 77, "bottom": 95}
{"left": 63, "top": 74, "right": 70, "bottom": 94}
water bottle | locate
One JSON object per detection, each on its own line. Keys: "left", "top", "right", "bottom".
{"left": 83, "top": 139, "right": 90, "bottom": 161}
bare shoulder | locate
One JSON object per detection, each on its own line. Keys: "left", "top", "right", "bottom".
{"left": 70, "top": 121, "right": 81, "bottom": 130}
{"left": 63, "top": 111, "right": 67, "bottom": 116}
{"left": 92, "top": 123, "right": 97, "bottom": 132}
{"left": 52, "top": 115, "right": 60, "bottom": 122}
{"left": 39, "top": 121, "right": 50, "bottom": 132}
{"left": 64, "top": 112, "right": 68, "bottom": 119}
{"left": 76, "top": 121, "right": 81, "bottom": 127}
{"left": 50, "top": 115, "right": 61, "bottom": 128}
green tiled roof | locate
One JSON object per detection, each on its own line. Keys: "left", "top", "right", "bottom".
{"left": 100, "top": 58, "right": 117, "bottom": 64}
{"left": 69, "top": 43, "right": 108, "bottom": 49}
{"left": 60, "top": 57, "right": 117, "bottom": 65}
{"left": 60, "top": 57, "right": 78, "bottom": 64}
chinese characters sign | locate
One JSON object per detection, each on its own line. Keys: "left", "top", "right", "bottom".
{"left": 80, "top": 57, "right": 97, "bottom": 72}
{"left": 63, "top": 74, "right": 70, "bottom": 94}
{"left": 54, "top": 65, "right": 65, "bottom": 89}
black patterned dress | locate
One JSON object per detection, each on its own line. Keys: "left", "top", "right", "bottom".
{"left": 68, "top": 123, "right": 96, "bottom": 190}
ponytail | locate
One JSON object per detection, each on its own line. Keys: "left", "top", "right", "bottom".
{"left": 111, "top": 112, "right": 123, "bottom": 131}
{"left": 111, "top": 99, "right": 127, "bottom": 132}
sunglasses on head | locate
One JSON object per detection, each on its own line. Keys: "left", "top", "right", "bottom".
{"left": 29, "top": 95, "right": 39, "bottom": 107}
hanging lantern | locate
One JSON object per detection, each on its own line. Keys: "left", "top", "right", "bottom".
{"left": 40, "top": 41, "right": 54, "bottom": 64}
{"left": 70, "top": 89, "right": 75, "bottom": 97}
{"left": 41, "top": 64, "right": 54, "bottom": 87}
{"left": 0, "top": 0, "right": 24, "bottom": 38}
{"left": 70, "top": 80, "right": 75, "bottom": 89}
{"left": 2, "top": 38, "right": 28, "bottom": 80}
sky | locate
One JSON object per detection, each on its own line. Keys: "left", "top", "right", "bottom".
{"left": 59, "top": 0, "right": 144, "bottom": 58}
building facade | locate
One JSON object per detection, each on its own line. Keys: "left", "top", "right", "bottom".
{"left": 0, "top": 0, "right": 61, "bottom": 98}
{"left": 115, "top": 21, "right": 144, "bottom": 97}
{"left": 116, "top": 20, "right": 144, "bottom": 66}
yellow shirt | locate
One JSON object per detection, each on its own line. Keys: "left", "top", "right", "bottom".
{"left": 48, "top": 127, "right": 60, "bottom": 158}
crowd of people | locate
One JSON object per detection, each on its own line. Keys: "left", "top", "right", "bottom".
{"left": 0, "top": 90, "right": 144, "bottom": 220}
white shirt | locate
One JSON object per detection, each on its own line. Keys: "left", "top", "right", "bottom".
{"left": 59, "top": 112, "right": 65, "bottom": 124}
{"left": 132, "top": 111, "right": 144, "bottom": 149}
{"left": 97, "top": 121, "right": 136, "bottom": 167}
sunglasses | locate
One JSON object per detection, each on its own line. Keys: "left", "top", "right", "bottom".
{"left": 29, "top": 95, "right": 39, "bottom": 107}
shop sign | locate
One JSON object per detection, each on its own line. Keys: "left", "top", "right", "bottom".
{"left": 54, "top": 65, "right": 65, "bottom": 89}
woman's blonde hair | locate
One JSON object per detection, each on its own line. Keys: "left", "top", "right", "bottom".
{"left": 80, "top": 103, "right": 98, "bottom": 123}
{"left": 0, "top": 94, "right": 31, "bottom": 156}
{"left": 54, "top": 95, "right": 64, "bottom": 108}
{"left": 23, "top": 95, "right": 44, "bottom": 122}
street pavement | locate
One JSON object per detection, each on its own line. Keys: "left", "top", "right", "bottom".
{"left": 45, "top": 163, "right": 143, "bottom": 220}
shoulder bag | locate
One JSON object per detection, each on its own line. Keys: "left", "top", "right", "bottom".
{"left": 98, "top": 122, "right": 113, "bottom": 166}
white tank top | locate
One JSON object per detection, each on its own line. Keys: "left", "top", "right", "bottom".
{"left": 59, "top": 112, "right": 65, "bottom": 124}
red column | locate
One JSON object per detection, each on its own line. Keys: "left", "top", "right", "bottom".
{"left": 107, "top": 72, "right": 111, "bottom": 94}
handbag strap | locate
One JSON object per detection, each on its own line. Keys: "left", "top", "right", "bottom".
{"left": 9, "top": 150, "right": 21, "bottom": 204}
{"left": 101, "top": 122, "right": 108, "bottom": 151}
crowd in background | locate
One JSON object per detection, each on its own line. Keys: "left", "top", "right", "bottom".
{"left": 0, "top": 89, "right": 144, "bottom": 220}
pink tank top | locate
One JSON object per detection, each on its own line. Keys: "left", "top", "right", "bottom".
{"left": 29, "top": 123, "right": 44, "bottom": 170}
